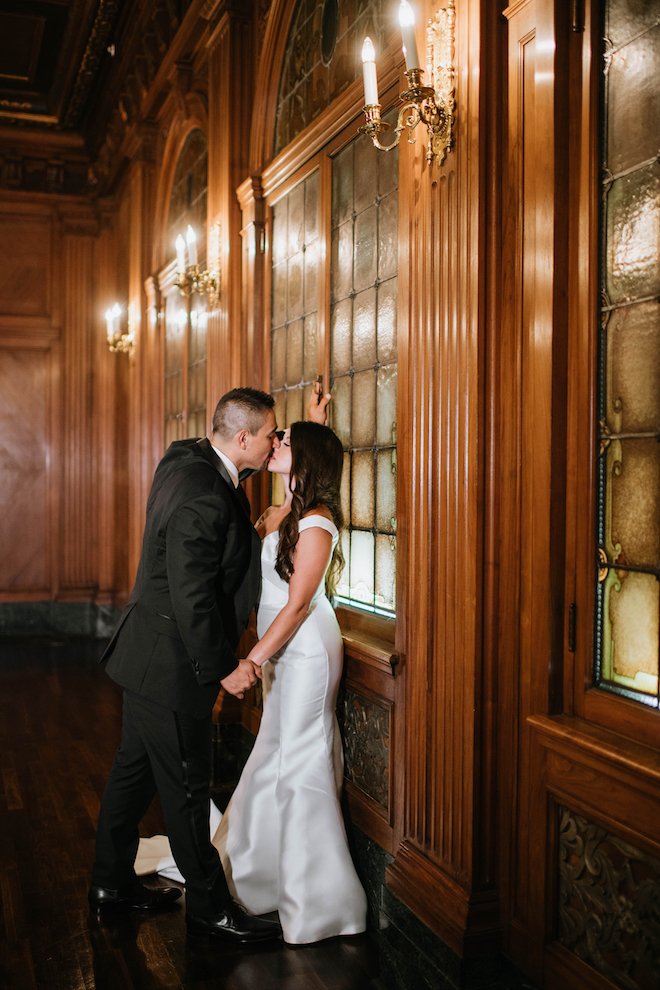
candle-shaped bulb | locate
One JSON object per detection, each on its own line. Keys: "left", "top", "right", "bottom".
{"left": 112, "top": 303, "right": 121, "bottom": 320}
{"left": 186, "top": 225, "right": 198, "bottom": 267}
{"left": 361, "top": 37, "right": 379, "bottom": 106}
{"left": 399, "top": 0, "right": 421, "bottom": 71}
{"left": 176, "top": 234, "right": 186, "bottom": 272}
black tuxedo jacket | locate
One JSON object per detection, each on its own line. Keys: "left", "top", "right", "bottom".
{"left": 101, "top": 438, "right": 261, "bottom": 718}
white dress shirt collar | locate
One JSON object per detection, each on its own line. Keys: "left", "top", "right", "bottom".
{"left": 210, "top": 443, "right": 239, "bottom": 488}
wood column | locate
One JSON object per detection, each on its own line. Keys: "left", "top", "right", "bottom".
{"left": 95, "top": 209, "right": 118, "bottom": 605}
{"left": 206, "top": 0, "right": 254, "bottom": 412}
{"left": 126, "top": 127, "right": 159, "bottom": 582}
{"left": 385, "top": 0, "right": 498, "bottom": 964}
{"left": 59, "top": 207, "right": 101, "bottom": 599}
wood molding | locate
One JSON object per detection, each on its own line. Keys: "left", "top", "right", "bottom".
{"left": 386, "top": 842, "right": 500, "bottom": 959}
{"left": 544, "top": 941, "right": 619, "bottom": 990}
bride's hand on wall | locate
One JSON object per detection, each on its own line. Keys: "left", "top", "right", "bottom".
{"left": 307, "top": 380, "right": 331, "bottom": 425}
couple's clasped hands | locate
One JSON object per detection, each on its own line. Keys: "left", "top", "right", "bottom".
{"left": 221, "top": 659, "right": 263, "bottom": 699}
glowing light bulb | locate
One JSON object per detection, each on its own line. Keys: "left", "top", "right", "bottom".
{"left": 176, "top": 234, "right": 186, "bottom": 272}
{"left": 361, "top": 37, "right": 379, "bottom": 106}
{"left": 399, "top": 0, "right": 420, "bottom": 71}
{"left": 186, "top": 225, "right": 198, "bottom": 267}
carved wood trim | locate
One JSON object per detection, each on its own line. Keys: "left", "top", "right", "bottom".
{"left": 386, "top": 842, "right": 500, "bottom": 959}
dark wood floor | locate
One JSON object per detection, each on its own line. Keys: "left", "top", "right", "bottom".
{"left": 0, "top": 638, "right": 380, "bottom": 990}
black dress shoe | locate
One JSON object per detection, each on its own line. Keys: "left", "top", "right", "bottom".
{"left": 88, "top": 881, "right": 182, "bottom": 914}
{"left": 186, "top": 903, "right": 282, "bottom": 943}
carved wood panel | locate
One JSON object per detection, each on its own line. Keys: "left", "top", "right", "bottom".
{"left": 0, "top": 345, "right": 53, "bottom": 595}
{"left": 0, "top": 214, "right": 51, "bottom": 319}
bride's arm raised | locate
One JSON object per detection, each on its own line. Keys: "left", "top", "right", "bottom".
{"left": 244, "top": 526, "right": 333, "bottom": 667}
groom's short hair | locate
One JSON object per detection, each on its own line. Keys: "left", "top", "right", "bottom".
{"left": 212, "top": 387, "right": 275, "bottom": 440}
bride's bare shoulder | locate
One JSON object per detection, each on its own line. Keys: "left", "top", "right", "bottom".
{"left": 301, "top": 505, "right": 333, "bottom": 522}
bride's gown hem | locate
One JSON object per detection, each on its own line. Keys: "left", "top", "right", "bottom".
{"left": 135, "top": 514, "right": 367, "bottom": 945}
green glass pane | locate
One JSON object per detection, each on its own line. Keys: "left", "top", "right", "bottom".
{"left": 271, "top": 199, "right": 288, "bottom": 264}
{"left": 286, "top": 387, "right": 304, "bottom": 426}
{"left": 605, "top": 1, "right": 660, "bottom": 50}
{"left": 272, "top": 389, "right": 286, "bottom": 432}
{"left": 340, "top": 451, "right": 351, "bottom": 525}
{"left": 287, "top": 180, "right": 305, "bottom": 257}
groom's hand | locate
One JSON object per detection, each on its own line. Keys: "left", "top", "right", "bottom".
{"left": 221, "top": 659, "right": 258, "bottom": 699}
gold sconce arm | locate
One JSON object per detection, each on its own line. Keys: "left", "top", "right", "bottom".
{"left": 175, "top": 265, "right": 219, "bottom": 307}
{"left": 359, "top": 1, "right": 455, "bottom": 168}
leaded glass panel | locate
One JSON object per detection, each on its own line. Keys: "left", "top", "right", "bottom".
{"left": 273, "top": 0, "right": 391, "bottom": 157}
{"left": 164, "top": 288, "right": 185, "bottom": 446}
{"left": 331, "top": 122, "right": 398, "bottom": 615}
{"left": 595, "top": 3, "right": 660, "bottom": 706}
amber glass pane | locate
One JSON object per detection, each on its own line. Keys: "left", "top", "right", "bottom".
{"left": 596, "top": 0, "right": 660, "bottom": 706}
{"left": 610, "top": 439, "right": 660, "bottom": 569}
{"left": 607, "top": 27, "right": 660, "bottom": 175}
{"left": 330, "top": 122, "right": 398, "bottom": 615}
{"left": 351, "top": 451, "right": 375, "bottom": 530}
{"left": 606, "top": 167, "right": 660, "bottom": 306}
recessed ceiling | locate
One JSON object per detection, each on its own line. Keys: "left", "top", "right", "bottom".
{"left": 0, "top": 0, "right": 122, "bottom": 130}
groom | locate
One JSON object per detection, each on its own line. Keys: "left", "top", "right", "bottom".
{"left": 89, "top": 387, "right": 283, "bottom": 944}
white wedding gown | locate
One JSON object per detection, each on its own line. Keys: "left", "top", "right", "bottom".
{"left": 135, "top": 514, "right": 367, "bottom": 944}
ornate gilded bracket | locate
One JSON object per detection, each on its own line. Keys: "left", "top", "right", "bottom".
{"left": 359, "top": 0, "right": 455, "bottom": 168}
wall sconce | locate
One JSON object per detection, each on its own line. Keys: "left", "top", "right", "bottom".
{"left": 105, "top": 303, "right": 135, "bottom": 356}
{"left": 360, "top": 0, "right": 455, "bottom": 168}
{"left": 174, "top": 224, "right": 218, "bottom": 306}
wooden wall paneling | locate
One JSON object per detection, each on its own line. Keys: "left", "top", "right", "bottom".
{"left": 385, "top": 0, "right": 497, "bottom": 962}
{"left": 59, "top": 217, "right": 98, "bottom": 598}
{"left": 0, "top": 340, "right": 57, "bottom": 597}
{"left": 499, "top": 0, "right": 572, "bottom": 978}
{"left": 207, "top": 6, "right": 253, "bottom": 412}
{"left": 126, "top": 135, "right": 159, "bottom": 583}
{"left": 95, "top": 211, "right": 117, "bottom": 604}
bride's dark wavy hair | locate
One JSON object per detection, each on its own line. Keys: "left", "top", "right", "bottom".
{"left": 275, "top": 421, "right": 345, "bottom": 598}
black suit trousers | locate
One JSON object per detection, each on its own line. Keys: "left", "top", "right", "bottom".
{"left": 91, "top": 690, "right": 231, "bottom": 916}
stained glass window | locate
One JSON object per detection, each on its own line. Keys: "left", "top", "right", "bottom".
{"left": 595, "top": 2, "right": 660, "bottom": 706}
{"left": 330, "top": 125, "right": 398, "bottom": 615}
{"left": 163, "top": 129, "right": 208, "bottom": 446}
{"left": 274, "top": 0, "right": 391, "bottom": 157}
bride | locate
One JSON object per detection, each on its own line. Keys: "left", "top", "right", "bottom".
{"left": 136, "top": 416, "right": 367, "bottom": 944}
